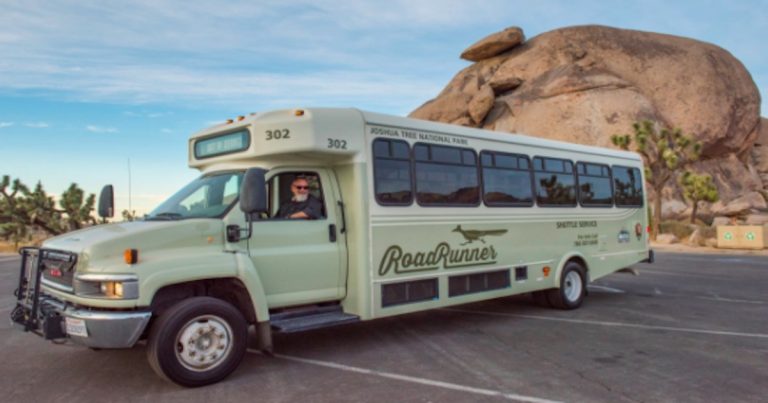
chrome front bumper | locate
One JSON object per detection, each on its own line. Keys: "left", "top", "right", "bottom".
{"left": 12, "top": 295, "right": 152, "bottom": 349}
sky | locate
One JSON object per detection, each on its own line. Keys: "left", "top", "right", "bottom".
{"left": 1, "top": 0, "right": 766, "bottom": 215}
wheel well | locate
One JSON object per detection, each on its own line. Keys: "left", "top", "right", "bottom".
{"left": 150, "top": 278, "right": 257, "bottom": 324}
{"left": 566, "top": 256, "right": 588, "bottom": 275}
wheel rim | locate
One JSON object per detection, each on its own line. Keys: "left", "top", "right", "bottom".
{"left": 175, "top": 315, "right": 234, "bottom": 372}
{"left": 564, "top": 271, "right": 583, "bottom": 303}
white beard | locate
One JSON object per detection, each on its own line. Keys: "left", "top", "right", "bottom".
{"left": 293, "top": 194, "right": 308, "bottom": 202}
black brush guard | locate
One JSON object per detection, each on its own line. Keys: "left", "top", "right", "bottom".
{"left": 10, "top": 247, "right": 77, "bottom": 340}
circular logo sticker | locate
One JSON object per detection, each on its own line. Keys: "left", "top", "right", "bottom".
{"left": 724, "top": 232, "right": 733, "bottom": 240}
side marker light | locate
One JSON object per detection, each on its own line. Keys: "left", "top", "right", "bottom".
{"left": 124, "top": 249, "right": 138, "bottom": 265}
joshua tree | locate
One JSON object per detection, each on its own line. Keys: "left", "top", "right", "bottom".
{"left": 612, "top": 121, "right": 701, "bottom": 240}
{"left": 680, "top": 172, "right": 719, "bottom": 224}
{"left": 0, "top": 175, "right": 97, "bottom": 241}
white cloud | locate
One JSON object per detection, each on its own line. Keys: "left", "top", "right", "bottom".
{"left": 86, "top": 125, "right": 118, "bottom": 133}
{"left": 0, "top": 121, "right": 14, "bottom": 128}
{"left": 24, "top": 122, "right": 49, "bottom": 128}
{"left": 161, "top": 128, "right": 173, "bottom": 134}
{"left": 0, "top": 0, "right": 764, "bottom": 117}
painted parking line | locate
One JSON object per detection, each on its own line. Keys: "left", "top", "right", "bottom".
{"left": 587, "top": 285, "right": 625, "bottom": 294}
{"left": 247, "top": 350, "right": 562, "bottom": 403}
{"left": 638, "top": 269, "right": 726, "bottom": 280}
{"left": 591, "top": 283, "right": 766, "bottom": 305}
{"left": 443, "top": 308, "right": 768, "bottom": 339}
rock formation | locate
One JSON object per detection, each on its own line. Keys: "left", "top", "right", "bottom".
{"left": 411, "top": 25, "right": 766, "bottom": 222}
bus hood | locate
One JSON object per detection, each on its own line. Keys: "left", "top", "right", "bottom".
{"left": 43, "top": 220, "right": 225, "bottom": 272}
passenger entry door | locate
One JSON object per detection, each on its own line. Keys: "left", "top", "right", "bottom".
{"left": 247, "top": 168, "right": 347, "bottom": 308}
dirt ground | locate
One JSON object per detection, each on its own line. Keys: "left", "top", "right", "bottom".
{"left": 650, "top": 241, "right": 768, "bottom": 256}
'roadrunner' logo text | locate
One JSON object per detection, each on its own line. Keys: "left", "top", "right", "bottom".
{"left": 377, "top": 226, "right": 506, "bottom": 276}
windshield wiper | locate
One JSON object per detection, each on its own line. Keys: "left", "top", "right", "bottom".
{"left": 146, "top": 212, "right": 183, "bottom": 221}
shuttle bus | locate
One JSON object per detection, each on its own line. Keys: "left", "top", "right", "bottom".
{"left": 12, "top": 108, "right": 651, "bottom": 386}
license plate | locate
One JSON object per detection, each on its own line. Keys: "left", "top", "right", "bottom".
{"left": 65, "top": 318, "right": 88, "bottom": 337}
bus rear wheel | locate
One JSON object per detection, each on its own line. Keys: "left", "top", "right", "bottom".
{"left": 546, "top": 262, "right": 586, "bottom": 310}
{"left": 147, "top": 297, "right": 248, "bottom": 387}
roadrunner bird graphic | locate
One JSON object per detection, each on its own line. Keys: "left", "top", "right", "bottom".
{"left": 452, "top": 225, "right": 508, "bottom": 245}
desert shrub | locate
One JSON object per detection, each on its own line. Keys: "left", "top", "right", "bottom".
{"left": 659, "top": 220, "right": 694, "bottom": 239}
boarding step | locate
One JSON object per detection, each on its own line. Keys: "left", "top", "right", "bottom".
{"left": 270, "top": 305, "right": 360, "bottom": 333}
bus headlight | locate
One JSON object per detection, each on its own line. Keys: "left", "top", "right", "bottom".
{"left": 74, "top": 274, "right": 139, "bottom": 299}
{"left": 100, "top": 281, "right": 124, "bottom": 298}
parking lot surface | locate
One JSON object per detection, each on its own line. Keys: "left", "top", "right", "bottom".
{"left": 1, "top": 251, "right": 766, "bottom": 402}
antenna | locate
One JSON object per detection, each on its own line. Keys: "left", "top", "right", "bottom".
{"left": 128, "top": 157, "right": 132, "bottom": 215}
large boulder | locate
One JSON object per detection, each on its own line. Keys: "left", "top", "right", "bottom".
{"left": 752, "top": 118, "right": 768, "bottom": 188}
{"left": 411, "top": 25, "right": 765, "bottom": 213}
{"left": 461, "top": 27, "right": 525, "bottom": 62}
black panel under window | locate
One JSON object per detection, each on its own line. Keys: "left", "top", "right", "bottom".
{"left": 577, "top": 162, "right": 613, "bottom": 207}
{"left": 515, "top": 266, "right": 528, "bottom": 281}
{"left": 373, "top": 139, "right": 413, "bottom": 205}
{"left": 449, "top": 270, "right": 510, "bottom": 297}
{"left": 613, "top": 166, "right": 644, "bottom": 207}
{"left": 481, "top": 151, "right": 533, "bottom": 206}
{"left": 414, "top": 143, "right": 479, "bottom": 206}
{"left": 533, "top": 157, "right": 576, "bottom": 206}
{"left": 382, "top": 279, "right": 438, "bottom": 307}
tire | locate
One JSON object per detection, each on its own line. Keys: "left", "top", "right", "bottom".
{"left": 147, "top": 296, "right": 248, "bottom": 387}
{"left": 545, "top": 262, "right": 587, "bottom": 310}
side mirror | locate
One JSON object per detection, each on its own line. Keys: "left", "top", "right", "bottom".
{"left": 240, "top": 168, "right": 268, "bottom": 216}
{"left": 98, "top": 185, "right": 114, "bottom": 218}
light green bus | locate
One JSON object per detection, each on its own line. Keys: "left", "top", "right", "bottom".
{"left": 12, "top": 108, "right": 651, "bottom": 386}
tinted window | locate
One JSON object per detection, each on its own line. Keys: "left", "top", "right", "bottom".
{"left": 613, "top": 166, "right": 644, "bottom": 206}
{"left": 373, "top": 139, "right": 413, "bottom": 205}
{"left": 481, "top": 151, "right": 533, "bottom": 206}
{"left": 577, "top": 162, "right": 613, "bottom": 207}
{"left": 415, "top": 144, "right": 479, "bottom": 206}
{"left": 533, "top": 157, "right": 576, "bottom": 206}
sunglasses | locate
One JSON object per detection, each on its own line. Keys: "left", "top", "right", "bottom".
{"left": 293, "top": 185, "right": 309, "bottom": 190}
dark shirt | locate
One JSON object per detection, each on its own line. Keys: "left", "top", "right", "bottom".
{"left": 277, "top": 195, "right": 323, "bottom": 219}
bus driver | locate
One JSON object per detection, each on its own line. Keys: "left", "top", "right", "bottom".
{"left": 277, "top": 177, "right": 323, "bottom": 219}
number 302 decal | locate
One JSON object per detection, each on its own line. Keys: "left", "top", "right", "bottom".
{"left": 327, "top": 138, "right": 348, "bottom": 150}
{"left": 265, "top": 129, "right": 290, "bottom": 140}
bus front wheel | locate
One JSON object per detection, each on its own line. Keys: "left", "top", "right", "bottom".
{"left": 146, "top": 296, "right": 248, "bottom": 387}
{"left": 545, "top": 262, "right": 586, "bottom": 310}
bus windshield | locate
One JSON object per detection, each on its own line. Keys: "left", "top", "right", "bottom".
{"left": 146, "top": 172, "right": 243, "bottom": 220}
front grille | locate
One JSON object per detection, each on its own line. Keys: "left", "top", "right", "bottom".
{"left": 39, "top": 250, "right": 78, "bottom": 292}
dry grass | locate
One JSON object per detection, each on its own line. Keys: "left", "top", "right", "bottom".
{"left": 0, "top": 242, "right": 20, "bottom": 253}
{"left": 0, "top": 238, "right": 44, "bottom": 254}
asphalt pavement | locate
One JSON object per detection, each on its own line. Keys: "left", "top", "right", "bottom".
{"left": 0, "top": 252, "right": 766, "bottom": 402}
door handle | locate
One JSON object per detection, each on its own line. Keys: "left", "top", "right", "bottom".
{"left": 329, "top": 224, "right": 337, "bottom": 243}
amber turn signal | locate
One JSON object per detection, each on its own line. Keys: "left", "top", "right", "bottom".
{"left": 295, "top": 109, "right": 305, "bottom": 116}
{"left": 542, "top": 266, "right": 551, "bottom": 277}
{"left": 124, "top": 249, "right": 138, "bottom": 264}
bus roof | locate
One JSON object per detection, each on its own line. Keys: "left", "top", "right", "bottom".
{"left": 188, "top": 108, "right": 642, "bottom": 170}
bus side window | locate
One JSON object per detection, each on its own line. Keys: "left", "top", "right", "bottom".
{"left": 373, "top": 138, "right": 413, "bottom": 205}
{"left": 576, "top": 162, "right": 613, "bottom": 207}
{"left": 533, "top": 157, "right": 577, "bottom": 206}
{"left": 613, "top": 166, "right": 644, "bottom": 207}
